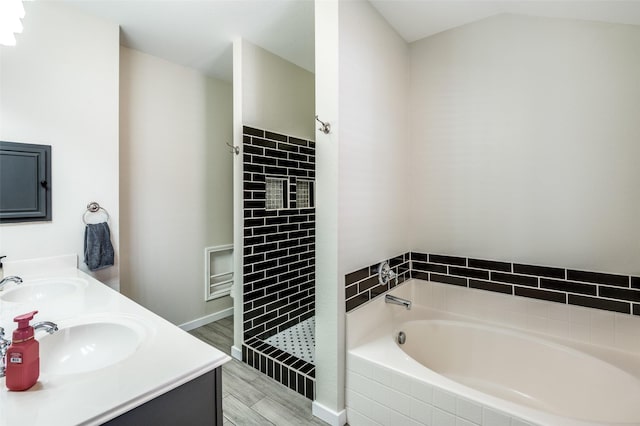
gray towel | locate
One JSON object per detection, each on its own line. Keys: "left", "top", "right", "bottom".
{"left": 84, "top": 222, "right": 114, "bottom": 271}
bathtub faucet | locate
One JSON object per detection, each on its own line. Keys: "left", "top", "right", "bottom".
{"left": 385, "top": 294, "right": 411, "bottom": 310}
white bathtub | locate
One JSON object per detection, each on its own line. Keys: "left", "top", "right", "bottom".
{"left": 346, "top": 279, "right": 640, "bottom": 426}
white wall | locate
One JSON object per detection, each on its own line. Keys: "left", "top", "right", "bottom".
{"left": 232, "top": 39, "right": 244, "bottom": 357}
{"left": 314, "top": 0, "right": 409, "bottom": 421}
{"left": 120, "top": 47, "right": 233, "bottom": 326}
{"left": 240, "top": 39, "right": 315, "bottom": 140}
{"left": 0, "top": 2, "right": 120, "bottom": 288}
{"left": 338, "top": 1, "right": 409, "bottom": 274}
{"left": 409, "top": 14, "right": 640, "bottom": 275}
{"left": 313, "top": 1, "right": 341, "bottom": 421}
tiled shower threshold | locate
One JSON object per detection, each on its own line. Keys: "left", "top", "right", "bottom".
{"left": 243, "top": 316, "right": 316, "bottom": 400}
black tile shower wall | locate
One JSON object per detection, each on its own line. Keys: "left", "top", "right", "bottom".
{"left": 242, "top": 126, "right": 316, "bottom": 340}
{"left": 345, "top": 252, "right": 640, "bottom": 316}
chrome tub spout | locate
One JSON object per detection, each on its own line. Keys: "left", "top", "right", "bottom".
{"left": 385, "top": 294, "right": 412, "bottom": 310}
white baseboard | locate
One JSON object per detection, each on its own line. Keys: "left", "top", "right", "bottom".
{"left": 312, "top": 401, "right": 347, "bottom": 426}
{"left": 231, "top": 345, "right": 242, "bottom": 361}
{"left": 179, "top": 307, "right": 233, "bottom": 331}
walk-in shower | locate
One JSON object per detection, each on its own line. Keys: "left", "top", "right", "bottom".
{"left": 241, "top": 125, "right": 316, "bottom": 399}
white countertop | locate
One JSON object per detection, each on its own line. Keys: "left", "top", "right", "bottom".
{"left": 0, "top": 257, "right": 230, "bottom": 426}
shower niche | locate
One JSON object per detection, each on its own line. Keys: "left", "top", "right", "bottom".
{"left": 264, "top": 176, "right": 315, "bottom": 211}
{"left": 241, "top": 125, "right": 316, "bottom": 399}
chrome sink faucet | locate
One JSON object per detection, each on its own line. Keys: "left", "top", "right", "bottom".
{"left": 34, "top": 321, "right": 59, "bottom": 334}
{"left": 0, "top": 275, "right": 23, "bottom": 291}
{"left": 385, "top": 294, "right": 412, "bottom": 310}
{"left": 0, "top": 327, "right": 11, "bottom": 377}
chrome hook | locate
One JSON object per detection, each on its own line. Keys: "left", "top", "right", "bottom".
{"left": 315, "top": 115, "right": 331, "bottom": 135}
{"left": 226, "top": 142, "right": 240, "bottom": 155}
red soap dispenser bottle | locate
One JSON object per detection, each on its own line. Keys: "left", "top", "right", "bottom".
{"left": 6, "top": 310, "right": 40, "bottom": 391}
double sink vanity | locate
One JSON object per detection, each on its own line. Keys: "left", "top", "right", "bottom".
{"left": 0, "top": 256, "right": 230, "bottom": 425}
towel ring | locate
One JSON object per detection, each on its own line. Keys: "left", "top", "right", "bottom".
{"left": 83, "top": 201, "right": 110, "bottom": 225}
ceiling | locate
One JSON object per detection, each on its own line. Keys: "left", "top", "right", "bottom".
{"left": 62, "top": 0, "right": 316, "bottom": 81}
{"left": 370, "top": 0, "right": 640, "bottom": 43}
{"left": 60, "top": 0, "right": 640, "bottom": 81}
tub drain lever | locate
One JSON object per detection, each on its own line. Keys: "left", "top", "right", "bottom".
{"left": 397, "top": 331, "right": 406, "bottom": 345}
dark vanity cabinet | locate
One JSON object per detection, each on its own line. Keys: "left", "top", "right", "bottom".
{"left": 103, "top": 368, "right": 223, "bottom": 425}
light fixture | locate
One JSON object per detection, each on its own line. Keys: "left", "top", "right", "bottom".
{"left": 0, "top": 0, "right": 26, "bottom": 47}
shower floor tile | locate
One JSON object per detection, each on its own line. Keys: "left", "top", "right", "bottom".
{"left": 265, "top": 317, "right": 315, "bottom": 364}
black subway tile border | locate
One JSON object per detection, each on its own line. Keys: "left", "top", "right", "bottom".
{"left": 540, "top": 278, "right": 597, "bottom": 296}
{"left": 430, "top": 273, "right": 468, "bottom": 287}
{"left": 491, "top": 271, "right": 538, "bottom": 287}
{"left": 515, "top": 286, "right": 567, "bottom": 304}
{"left": 410, "top": 252, "right": 428, "bottom": 262}
{"left": 389, "top": 256, "right": 405, "bottom": 267}
{"left": 344, "top": 252, "right": 640, "bottom": 316}
{"left": 469, "top": 279, "right": 513, "bottom": 295}
{"left": 358, "top": 276, "right": 379, "bottom": 293}
{"left": 568, "top": 294, "right": 630, "bottom": 314}
{"left": 344, "top": 252, "right": 412, "bottom": 312}
{"left": 411, "top": 271, "right": 430, "bottom": 281}
{"left": 513, "top": 263, "right": 566, "bottom": 279}
{"left": 567, "top": 270, "right": 629, "bottom": 288}
{"left": 468, "top": 258, "right": 512, "bottom": 272}
{"left": 448, "top": 266, "right": 490, "bottom": 280}
{"left": 346, "top": 267, "right": 369, "bottom": 285}
{"left": 429, "top": 254, "right": 466, "bottom": 266}
{"left": 599, "top": 286, "right": 640, "bottom": 303}
{"left": 412, "top": 261, "right": 447, "bottom": 274}
{"left": 242, "top": 342, "right": 315, "bottom": 400}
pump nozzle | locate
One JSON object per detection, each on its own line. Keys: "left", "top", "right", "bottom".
{"left": 14, "top": 311, "right": 38, "bottom": 328}
{"left": 13, "top": 311, "right": 38, "bottom": 343}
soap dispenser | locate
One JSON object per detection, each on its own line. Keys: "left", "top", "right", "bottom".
{"left": 6, "top": 310, "right": 40, "bottom": 391}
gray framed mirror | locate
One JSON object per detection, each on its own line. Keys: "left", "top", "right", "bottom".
{"left": 0, "top": 141, "right": 52, "bottom": 223}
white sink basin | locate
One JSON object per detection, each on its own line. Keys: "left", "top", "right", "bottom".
{"left": 0, "top": 278, "right": 87, "bottom": 303}
{"left": 39, "top": 316, "right": 148, "bottom": 375}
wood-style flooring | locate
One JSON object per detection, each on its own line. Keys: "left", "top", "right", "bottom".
{"left": 190, "top": 317, "right": 328, "bottom": 426}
